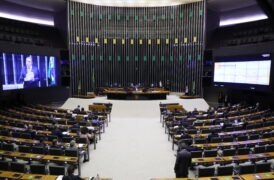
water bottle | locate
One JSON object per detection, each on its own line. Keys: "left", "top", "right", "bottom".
{"left": 96, "top": 174, "right": 100, "bottom": 180}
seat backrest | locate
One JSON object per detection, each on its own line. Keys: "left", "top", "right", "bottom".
{"left": 32, "top": 146, "right": 45, "bottom": 154}
{"left": 10, "top": 162, "right": 26, "bottom": 173}
{"left": 237, "top": 136, "right": 248, "bottom": 141}
{"left": 211, "top": 137, "right": 222, "bottom": 143}
{"left": 191, "top": 151, "right": 203, "bottom": 158}
{"left": 217, "top": 166, "right": 234, "bottom": 176}
{"left": 18, "top": 145, "right": 31, "bottom": 153}
{"left": 49, "top": 148, "right": 63, "bottom": 156}
{"left": 204, "top": 150, "right": 218, "bottom": 157}
{"left": 0, "top": 161, "right": 9, "bottom": 171}
{"left": 223, "top": 149, "right": 236, "bottom": 156}
{"left": 255, "top": 162, "right": 271, "bottom": 173}
{"left": 237, "top": 148, "right": 250, "bottom": 155}
{"left": 2, "top": 143, "right": 14, "bottom": 151}
{"left": 65, "top": 149, "right": 78, "bottom": 157}
{"left": 62, "top": 137, "right": 73, "bottom": 143}
{"left": 198, "top": 167, "right": 215, "bottom": 177}
{"left": 195, "top": 138, "right": 207, "bottom": 144}
{"left": 30, "top": 164, "right": 46, "bottom": 174}
{"left": 239, "top": 164, "right": 255, "bottom": 174}
{"left": 49, "top": 165, "right": 66, "bottom": 175}
{"left": 222, "top": 136, "right": 234, "bottom": 142}
{"left": 76, "top": 137, "right": 88, "bottom": 144}
{"left": 254, "top": 146, "right": 265, "bottom": 153}
{"left": 265, "top": 144, "right": 274, "bottom": 152}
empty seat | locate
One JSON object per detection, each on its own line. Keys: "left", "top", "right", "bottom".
{"left": 254, "top": 146, "right": 265, "bottom": 154}
{"left": 198, "top": 167, "right": 215, "bottom": 177}
{"left": 30, "top": 164, "right": 46, "bottom": 174}
{"left": 18, "top": 145, "right": 31, "bottom": 153}
{"left": 0, "top": 161, "right": 9, "bottom": 171}
{"left": 217, "top": 165, "right": 234, "bottom": 176}
{"left": 191, "top": 151, "right": 203, "bottom": 158}
{"left": 49, "top": 148, "right": 63, "bottom": 156}
{"left": 223, "top": 149, "right": 236, "bottom": 156}
{"left": 204, "top": 150, "right": 218, "bottom": 157}
{"left": 65, "top": 149, "right": 78, "bottom": 157}
{"left": 249, "top": 134, "right": 260, "bottom": 140}
{"left": 211, "top": 137, "right": 222, "bottom": 143}
{"left": 2, "top": 143, "right": 14, "bottom": 151}
{"left": 239, "top": 164, "right": 255, "bottom": 174}
{"left": 32, "top": 146, "right": 45, "bottom": 154}
{"left": 10, "top": 162, "right": 26, "bottom": 173}
{"left": 237, "top": 148, "right": 250, "bottom": 155}
{"left": 265, "top": 145, "right": 274, "bottom": 152}
{"left": 195, "top": 138, "right": 207, "bottom": 144}
{"left": 237, "top": 135, "right": 248, "bottom": 141}
{"left": 255, "top": 162, "right": 271, "bottom": 173}
{"left": 223, "top": 136, "right": 234, "bottom": 142}
{"left": 49, "top": 165, "right": 66, "bottom": 175}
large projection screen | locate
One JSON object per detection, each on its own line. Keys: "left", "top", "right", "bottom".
{"left": 214, "top": 60, "right": 271, "bottom": 85}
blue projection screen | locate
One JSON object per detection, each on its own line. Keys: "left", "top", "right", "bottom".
{"left": 0, "top": 52, "right": 57, "bottom": 90}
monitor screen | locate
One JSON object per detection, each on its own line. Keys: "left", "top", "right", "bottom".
{"left": 214, "top": 60, "right": 271, "bottom": 85}
{"left": 0, "top": 52, "right": 58, "bottom": 90}
{"left": 213, "top": 54, "right": 272, "bottom": 90}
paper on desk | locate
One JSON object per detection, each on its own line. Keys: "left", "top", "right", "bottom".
{"left": 56, "top": 176, "right": 63, "bottom": 180}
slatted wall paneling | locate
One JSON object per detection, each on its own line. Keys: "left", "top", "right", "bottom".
{"left": 68, "top": 0, "right": 205, "bottom": 95}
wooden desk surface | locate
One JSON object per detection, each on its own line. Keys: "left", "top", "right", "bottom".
{"left": 240, "top": 172, "right": 274, "bottom": 180}
{"left": 20, "top": 174, "right": 57, "bottom": 180}
{"left": 151, "top": 178, "right": 195, "bottom": 180}
{"left": 193, "top": 137, "right": 274, "bottom": 148}
{"left": 192, "top": 157, "right": 225, "bottom": 164}
{"left": 199, "top": 176, "right": 241, "bottom": 180}
{"left": 42, "top": 155, "right": 78, "bottom": 163}
{"left": 0, "top": 170, "right": 24, "bottom": 179}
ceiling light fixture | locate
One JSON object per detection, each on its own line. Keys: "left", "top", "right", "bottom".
{"left": 0, "top": 12, "right": 54, "bottom": 26}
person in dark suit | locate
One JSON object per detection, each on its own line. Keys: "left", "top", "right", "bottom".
{"left": 19, "top": 56, "right": 40, "bottom": 88}
{"left": 174, "top": 144, "right": 192, "bottom": 178}
{"left": 62, "top": 165, "right": 84, "bottom": 180}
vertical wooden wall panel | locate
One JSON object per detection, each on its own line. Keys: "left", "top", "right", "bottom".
{"left": 68, "top": 0, "right": 205, "bottom": 95}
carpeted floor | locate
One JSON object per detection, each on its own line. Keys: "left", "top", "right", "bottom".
{"left": 61, "top": 95, "right": 209, "bottom": 180}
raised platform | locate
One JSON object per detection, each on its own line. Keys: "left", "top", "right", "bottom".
{"left": 105, "top": 91, "right": 170, "bottom": 100}
{"left": 72, "top": 94, "right": 96, "bottom": 99}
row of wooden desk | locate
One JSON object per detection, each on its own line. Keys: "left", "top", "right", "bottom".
{"left": 191, "top": 152, "right": 274, "bottom": 165}
{"left": 193, "top": 137, "right": 274, "bottom": 149}
{"left": 151, "top": 172, "right": 274, "bottom": 180}
{"left": 0, "top": 170, "right": 111, "bottom": 180}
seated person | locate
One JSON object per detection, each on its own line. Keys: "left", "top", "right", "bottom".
{"left": 50, "top": 139, "right": 63, "bottom": 149}
{"left": 62, "top": 165, "right": 84, "bottom": 180}
{"left": 80, "top": 127, "right": 95, "bottom": 144}
{"left": 66, "top": 140, "right": 88, "bottom": 162}
{"left": 24, "top": 124, "right": 36, "bottom": 139}
{"left": 207, "top": 131, "right": 219, "bottom": 143}
{"left": 52, "top": 124, "right": 63, "bottom": 140}
{"left": 73, "top": 105, "right": 81, "bottom": 113}
{"left": 78, "top": 107, "right": 86, "bottom": 115}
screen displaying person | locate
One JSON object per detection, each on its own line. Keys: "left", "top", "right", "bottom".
{"left": 19, "top": 56, "right": 40, "bottom": 88}
{"left": 48, "top": 56, "right": 56, "bottom": 86}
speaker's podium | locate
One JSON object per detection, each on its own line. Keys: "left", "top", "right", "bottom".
{"left": 88, "top": 104, "right": 107, "bottom": 112}
{"left": 180, "top": 92, "right": 201, "bottom": 99}
{"left": 73, "top": 92, "right": 96, "bottom": 99}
